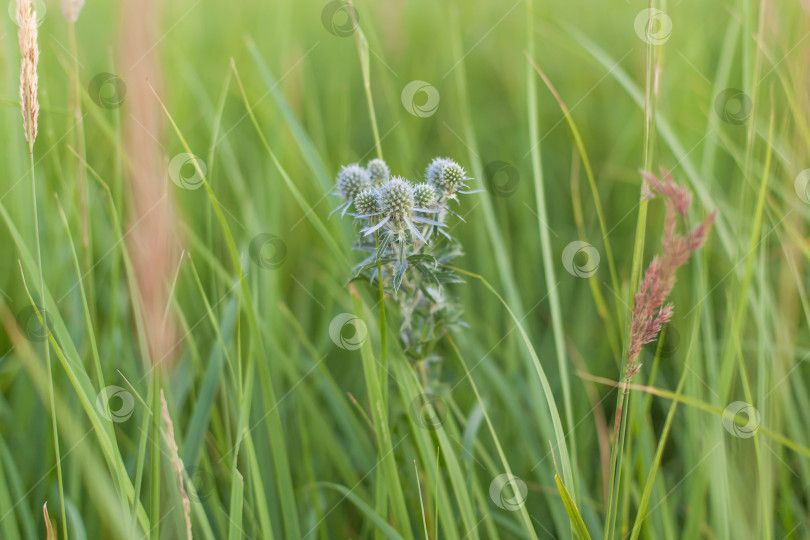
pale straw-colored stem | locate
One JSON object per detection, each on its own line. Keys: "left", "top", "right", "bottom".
{"left": 160, "top": 390, "right": 192, "bottom": 540}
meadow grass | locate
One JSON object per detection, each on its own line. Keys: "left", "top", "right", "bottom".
{"left": 1, "top": 0, "right": 810, "bottom": 538}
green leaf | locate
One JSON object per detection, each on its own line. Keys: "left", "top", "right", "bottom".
{"left": 393, "top": 260, "right": 408, "bottom": 292}
{"left": 554, "top": 473, "right": 591, "bottom": 540}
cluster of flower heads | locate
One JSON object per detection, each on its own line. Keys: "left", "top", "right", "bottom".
{"left": 333, "top": 157, "right": 473, "bottom": 365}
{"left": 334, "top": 157, "right": 471, "bottom": 243}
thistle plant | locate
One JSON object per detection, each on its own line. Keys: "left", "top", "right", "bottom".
{"left": 334, "top": 157, "right": 474, "bottom": 366}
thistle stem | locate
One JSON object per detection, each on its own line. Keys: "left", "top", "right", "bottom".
{"left": 374, "top": 228, "right": 388, "bottom": 408}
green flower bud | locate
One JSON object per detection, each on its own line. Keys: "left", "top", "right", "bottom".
{"left": 366, "top": 158, "right": 390, "bottom": 183}
{"left": 336, "top": 164, "right": 371, "bottom": 201}
{"left": 425, "top": 157, "right": 452, "bottom": 186}
{"left": 437, "top": 162, "right": 465, "bottom": 196}
{"left": 413, "top": 182, "right": 437, "bottom": 208}
{"left": 379, "top": 176, "right": 415, "bottom": 223}
{"left": 354, "top": 187, "right": 379, "bottom": 216}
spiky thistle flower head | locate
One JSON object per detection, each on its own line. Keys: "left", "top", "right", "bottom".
{"left": 366, "top": 158, "right": 390, "bottom": 184}
{"left": 413, "top": 182, "right": 437, "bottom": 208}
{"left": 354, "top": 187, "right": 379, "bottom": 216}
{"left": 436, "top": 162, "right": 466, "bottom": 197}
{"left": 336, "top": 164, "right": 371, "bottom": 202}
{"left": 425, "top": 157, "right": 453, "bottom": 186}
{"left": 379, "top": 176, "right": 415, "bottom": 223}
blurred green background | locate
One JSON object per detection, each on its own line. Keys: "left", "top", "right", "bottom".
{"left": 1, "top": 0, "right": 809, "bottom": 538}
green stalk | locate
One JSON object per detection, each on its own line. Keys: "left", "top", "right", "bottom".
{"left": 67, "top": 19, "right": 95, "bottom": 328}
{"left": 352, "top": 289, "right": 414, "bottom": 539}
{"left": 525, "top": 0, "right": 578, "bottom": 501}
{"left": 349, "top": 10, "right": 391, "bottom": 531}
{"left": 604, "top": 3, "right": 663, "bottom": 537}
{"left": 150, "top": 369, "right": 161, "bottom": 540}
{"left": 350, "top": 8, "right": 383, "bottom": 162}
{"left": 31, "top": 152, "right": 67, "bottom": 540}
{"left": 448, "top": 336, "right": 540, "bottom": 540}
{"left": 448, "top": 266, "right": 574, "bottom": 493}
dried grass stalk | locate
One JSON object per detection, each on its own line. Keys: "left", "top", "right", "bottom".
{"left": 43, "top": 502, "right": 57, "bottom": 540}
{"left": 161, "top": 390, "right": 192, "bottom": 540}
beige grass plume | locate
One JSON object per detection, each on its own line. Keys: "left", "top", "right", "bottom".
{"left": 120, "top": 0, "right": 179, "bottom": 365}
{"left": 16, "top": 0, "right": 39, "bottom": 153}
{"left": 626, "top": 169, "right": 716, "bottom": 380}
